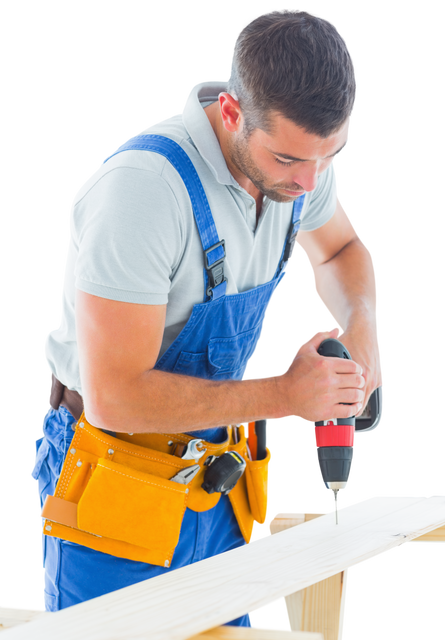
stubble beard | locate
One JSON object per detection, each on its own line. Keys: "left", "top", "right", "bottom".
{"left": 228, "top": 136, "right": 298, "bottom": 202}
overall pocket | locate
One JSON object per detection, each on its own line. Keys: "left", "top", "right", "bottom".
{"left": 77, "top": 458, "right": 188, "bottom": 552}
{"left": 32, "top": 437, "right": 51, "bottom": 508}
{"left": 173, "top": 323, "right": 262, "bottom": 379}
{"left": 33, "top": 437, "right": 52, "bottom": 567}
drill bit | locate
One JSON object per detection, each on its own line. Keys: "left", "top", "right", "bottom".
{"left": 331, "top": 490, "right": 340, "bottom": 524}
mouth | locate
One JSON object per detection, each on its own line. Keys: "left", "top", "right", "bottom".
{"left": 280, "top": 188, "right": 305, "bottom": 197}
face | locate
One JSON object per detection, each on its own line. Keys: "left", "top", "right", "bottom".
{"left": 226, "top": 111, "right": 349, "bottom": 202}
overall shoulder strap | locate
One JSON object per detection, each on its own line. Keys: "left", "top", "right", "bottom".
{"left": 277, "top": 193, "right": 306, "bottom": 273}
{"left": 104, "top": 134, "right": 227, "bottom": 300}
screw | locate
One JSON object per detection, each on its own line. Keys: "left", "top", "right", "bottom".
{"left": 70, "top": 448, "right": 76, "bottom": 455}
{"left": 79, "top": 422, "right": 85, "bottom": 428}
{"left": 164, "top": 560, "right": 170, "bottom": 568}
{"left": 45, "top": 525, "right": 52, "bottom": 532}
{"left": 76, "top": 460, "right": 82, "bottom": 467}
{"left": 168, "top": 441, "right": 173, "bottom": 446}
{"left": 108, "top": 449, "right": 114, "bottom": 455}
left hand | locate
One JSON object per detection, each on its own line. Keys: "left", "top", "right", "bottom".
{"left": 338, "top": 322, "right": 381, "bottom": 416}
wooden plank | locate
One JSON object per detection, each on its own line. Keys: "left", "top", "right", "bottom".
{"left": 271, "top": 515, "right": 345, "bottom": 640}
{"left": 0, "top": 604, "right": 324, "bottom": 640}
{"left": 287, "top": 572, "right": 344, "bottom": 640}
{"left": 2, "top": 497, "right": 444, "bottom": 640}
{"left": 0, "top": 609, "right": 45, "bottom": 630}
{"left": 413, "top": 525, "right": 445, "bottom": 541}
{"left": 0, "top": 611, "right": 322, "bottom": 640}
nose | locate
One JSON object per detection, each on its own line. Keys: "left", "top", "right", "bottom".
{"left": 292, "top": 163, "right": 318, "bottom": 192}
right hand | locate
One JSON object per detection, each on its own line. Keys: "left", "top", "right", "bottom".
{"left": 280, "top": 329, "right": 365, "bottom": 422}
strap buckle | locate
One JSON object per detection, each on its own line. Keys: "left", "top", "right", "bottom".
{"left": 204, "top": 239, "right": 227, "bottom": 298}
{"left": 283, "top": 225, "right": 299, "bottom": 262}
{"left": 280, "top": 220, "right": 300, "bottom": 269}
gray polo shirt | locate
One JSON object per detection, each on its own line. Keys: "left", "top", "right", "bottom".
{"left": 46, "top": 82, "right": 337, "bottom": 394}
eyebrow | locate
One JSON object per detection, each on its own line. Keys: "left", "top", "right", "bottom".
{"left": 270, "top": 141, "right": 347, "bottom": 162}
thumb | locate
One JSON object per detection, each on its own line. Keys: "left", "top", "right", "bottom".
{"left": 298, "top": 328, "right": 340, "bottom": 356}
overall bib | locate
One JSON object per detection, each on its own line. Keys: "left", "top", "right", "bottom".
{"left": 33, "top": 135, "right": 305, "bottom": 620}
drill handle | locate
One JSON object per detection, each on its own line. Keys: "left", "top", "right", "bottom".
{"left": 317, "top": 338, "right": 355, "bottom": 425}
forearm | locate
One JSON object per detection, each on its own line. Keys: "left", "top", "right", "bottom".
{"left": 84, "top": 369, "right": 286, "bottom": 434}
{"left": 313, "top": 237, "right": 377, "bottom": 334}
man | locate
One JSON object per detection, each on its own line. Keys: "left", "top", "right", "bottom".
{"left": 33, "top": 10, "right": 380, "bottom": 624}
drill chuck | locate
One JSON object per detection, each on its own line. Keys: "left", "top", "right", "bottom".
{"left": 328, "top": 481, "right": 347, "bottom": 491}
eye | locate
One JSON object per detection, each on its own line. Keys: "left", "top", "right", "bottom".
{"left": 335, "top": 145, "right": 348, "bottom": 158}
{"left": 274, "top": 157, "right": 296, "bottom": 166}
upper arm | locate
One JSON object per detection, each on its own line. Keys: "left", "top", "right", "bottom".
{"left": 297, "top": 198, "right": 358, "bottom": 268}
{"left": 76, "top": 289, "right": 167, "bottom": 421}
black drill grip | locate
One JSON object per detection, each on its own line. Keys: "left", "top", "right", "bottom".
{"left": 317, "top": 338, "right": 352, "bottom": 360}
{"left": 315, "top": 338, "right": 355, "bottom": 427}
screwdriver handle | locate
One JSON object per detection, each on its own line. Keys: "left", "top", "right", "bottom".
{"left": 255, "top": 420, "right": 267, "bottom": 461}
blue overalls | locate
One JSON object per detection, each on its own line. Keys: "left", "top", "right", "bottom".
{"left": 33, "top": 135, "right": 305, "bottom": 622}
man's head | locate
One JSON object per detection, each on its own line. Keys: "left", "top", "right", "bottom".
{"left": 217, "top": 11, "right": 354, "bottom": 202}
{"left": 227, "top": 10, "right": 355, "bottom": 139}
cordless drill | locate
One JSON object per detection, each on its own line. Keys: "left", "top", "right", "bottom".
{"left": 315, "top": 338, "right": 382, "bottom": 523}
{"left": 248, "top": 338, "right": 386, "bottom": 524}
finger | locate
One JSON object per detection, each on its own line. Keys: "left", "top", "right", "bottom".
{"left": 336, "top": 402, "right": 363, "bottom": 418}
{"left": 335, "top": 372, "right": 365, "bottom": 389}
{"left": 348, "top": 403, "right": 365, "bottom": 418}
{"left": 338, "top": 388, "right": 365, "bottom": 405}
{"left": 302, "top": 325, "right": 340, "bottom": 344}
{"left": 300, "top": 329, "right": 341, "bottom": 354}
{"left": 324, "top": 357, "right": 363, "bottom": 375}
{"left": 355, "top": 391, "right": 368, "bottom": 417}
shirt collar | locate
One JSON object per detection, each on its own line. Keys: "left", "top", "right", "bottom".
{"left": 182, "top": 82, "right": 237, "bottom": 187}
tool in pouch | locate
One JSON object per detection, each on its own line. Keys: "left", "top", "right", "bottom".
{"left": 315, "top": 338, "right": 382, "bottom": 524}
{"left": 171, "top": 435, "right": 248, "bottom": 497}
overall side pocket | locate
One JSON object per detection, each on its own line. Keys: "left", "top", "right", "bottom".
{"left": 33, "top": 437, "right": 52, "bottom": 567}
{"left": 77, "top": 458, "right": 188, "bottom": 553}
{"left": 32, "top": 437, "right": 51, "bottom": 508}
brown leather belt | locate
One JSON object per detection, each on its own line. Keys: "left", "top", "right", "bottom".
{"left": 50, "top": 374, "right": 84, "bottom": 421}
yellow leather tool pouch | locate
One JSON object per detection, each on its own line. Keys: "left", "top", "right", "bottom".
{"left": 77, "top": 458, "right": 188, "bottom": 552}
{"left": 41, "top": 415, "right": 210, "bottom": 567}
{"left": 42, "top": 416, "right": 271, "bottom": 562}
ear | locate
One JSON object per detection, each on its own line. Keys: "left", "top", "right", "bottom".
{"left": 218, "top": 92, "right": 243, "bottom": 133}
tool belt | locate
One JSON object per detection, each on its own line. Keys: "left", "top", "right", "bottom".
{"left": 42, "top": 410, "right": 270, "bottom": 567}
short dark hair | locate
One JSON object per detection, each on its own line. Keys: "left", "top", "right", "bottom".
{"left": 228, "top": 11, "right": 356, "bottom": 138}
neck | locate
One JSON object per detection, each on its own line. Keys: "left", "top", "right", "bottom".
{"left": 204, "top": 101, "right": 263, "bottom": 202}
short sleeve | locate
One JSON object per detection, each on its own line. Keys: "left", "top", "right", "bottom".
{"left": 73, "top": 167, "right": 184, "bottom": 304}
{"left": 299, "top": 164, "right": 337, "bottom": 232}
